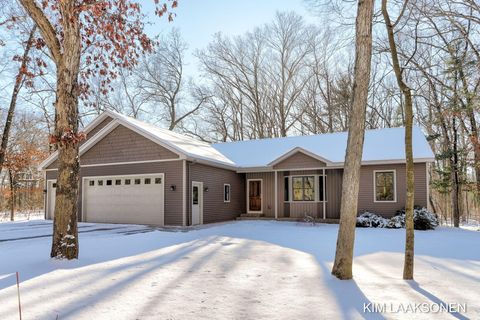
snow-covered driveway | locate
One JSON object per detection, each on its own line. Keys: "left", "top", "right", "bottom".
{"left": 0, "top": 220, "right": 478, "bottom": 319}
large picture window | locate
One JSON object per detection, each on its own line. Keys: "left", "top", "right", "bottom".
{"left": 375, "top": 171, "right": 396, "bottom": 202}
{"left": 292, "top": 176, "right": 315, "bottom": 201}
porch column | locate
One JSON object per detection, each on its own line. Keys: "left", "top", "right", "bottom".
{"left": 322, "top": 168, "right": 326, "bottom": 220}
{"left": 274, "top": 171, "right": 278, "bottom": 219}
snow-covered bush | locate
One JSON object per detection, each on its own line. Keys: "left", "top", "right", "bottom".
{"left": 394, "top": 207, "right": 439, "bottom": 230}
{"left": 356, "top": 212, "right": 389, "bottom": 228}
{"left": 357, "top": 207, "right": 438, "bottom": 230}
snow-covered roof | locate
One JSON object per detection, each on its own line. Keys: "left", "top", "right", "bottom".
{"left": 212, "top": 126, "right": 434, "bottom": 168}
{"left": 39, "top": 110, "right": 434, "bottom": 171}
{"left": 111, "top": 112, "right": 236, "bottom": 167}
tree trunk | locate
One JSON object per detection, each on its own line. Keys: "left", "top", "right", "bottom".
{"left": 381, "top": 0, "right": 415, "bottom": 280}
{"left": 9, "top": 169, "right": 15, "bottom": 222}
{"left": 331, "top": 0, "right": 374, "bottom": 280}
{"left": 0, "top": 26, "right": 37, "bottom": 169}
{"left": 451, "top": 116, "right": 460, "bottom": 227}
{"left": 49, "top": 4, "right": 82, "bottom": 260}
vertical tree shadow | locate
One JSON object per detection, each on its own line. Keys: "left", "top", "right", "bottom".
{"left": 408, "top": 281, "right": 469, "bottom": 320}
{"left": 318, "top": 262, "right": 386, "bottom": 320}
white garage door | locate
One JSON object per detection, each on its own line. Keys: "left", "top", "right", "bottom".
{"left": 83, "top": 174, "right": 164, "bottom": 225}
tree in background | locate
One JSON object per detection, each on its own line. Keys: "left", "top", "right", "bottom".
{"left": 381, "top": 0, "right": 415, "bottom": 280}
{"left": 331, "top": 0, "right": 375, "bottom": 280}
{"left": 18, "top": 0, "right": 177, "bottom": 259}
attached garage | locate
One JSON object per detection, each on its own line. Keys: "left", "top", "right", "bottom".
{"left": 82, "top": 174, "right": 165, "bottom": 225}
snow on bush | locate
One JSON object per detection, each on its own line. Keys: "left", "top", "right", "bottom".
{"left": 356, "top": 207, "right": 438, "bottom": 230}
{"left": 356, "top": 212, "right": 389, "bottom": 228}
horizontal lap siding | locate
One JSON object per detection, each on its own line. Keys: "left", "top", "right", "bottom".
{"left": 188, "top": 163, "right": 245, "bottom": 224}
{"left": 82, "top": 125, "right": 179, "bottom": 165}
{"left": 358, "top": 163, "right": 428, "bottom": 217}
{"left": 45, "top": 161, "right": 184, "bottom": 226}
{"left": 246, "top": 172, "right": 275, "bottom": 217}
{"left": 273, "top": 152, "right": 326, "bottom": 170}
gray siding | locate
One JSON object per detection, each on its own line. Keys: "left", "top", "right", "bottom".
{"left": 82, "top": 124, "right": 179, "bottom": 165}
{"left": 46, "top": 116, "right": 114, "bottom": 170}
{"left": 246, "top": 172, "right": 275, "bottom": 217}
{"left": 188, "top": 163, "right": 245, "bottom": 224}
{"left": 273, "top": 152, "right": 326, "bottom": 170}
{"left": 46, "top": 161, "right": 184, "bottom": 226}
{"left": 358, "top": 163, "right": 428, "bottom": 217}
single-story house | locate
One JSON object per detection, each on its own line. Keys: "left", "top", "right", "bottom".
{"left": 39, "top": 110, "right": 435, "bottom": 226}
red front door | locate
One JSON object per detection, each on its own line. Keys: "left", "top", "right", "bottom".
{"left": 248, "top": 180, "right": 262, "bottom": 212}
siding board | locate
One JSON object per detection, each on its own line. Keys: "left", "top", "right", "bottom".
{"left": 273, "top": 152, "right": 327, "bottom": 170}
{"left": 188, "top": 163, "right": 245, "bottom": 224}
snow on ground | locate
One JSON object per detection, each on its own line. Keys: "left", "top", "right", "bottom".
{"left": 0, "top": 211, "right": 44, "bottom": 222}
{"left": 0, "top": 220, "right": 478, "bottom": 320}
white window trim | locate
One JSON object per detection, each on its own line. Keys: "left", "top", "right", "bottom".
{"left": 247, "top": 178, "right": 263, "bottom": 214}
{"left": 373, "top": 170, "right": 397, "bottom": 203}
{"left": 224, "top": 183, "right": 231, "bottom": 203}
{"left": 283, "top": 174, "right": 327, "bottom": 203}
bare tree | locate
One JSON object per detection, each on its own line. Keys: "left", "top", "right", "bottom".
{"left": 332, "top": 0, "right": 375, "bottom": 280}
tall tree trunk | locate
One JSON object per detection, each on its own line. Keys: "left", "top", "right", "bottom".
{"left": 331, "top": 0, "right": 374, "bottom": 280}
{"left": 49, "top": 3, "right": 82, "bottom": 259}
{"left": 0, "top": 26, "right": 37, "bottom": 168}
{"left": 382, "top": 0, "right": 415, "bottom": 280}
{"left": 451, "top": 116, "right": 460, "bottom": 227}
{"left": 9, "top": 169, "right": 15, "bottom": 221}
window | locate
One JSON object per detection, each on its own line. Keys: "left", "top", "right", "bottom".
{"left": 115, "top": 179, "right": 122, "bottom": 185}
{"left": 106, "top": 179, "right": 112, "bottom": 186}
{"left": 284, "top": 176, "right": 290, "bottom": 201}
{"left": 224, "top": 184, "right": 231, "bottom": 202}
{"left": 375, "top": 171, "right": 395, "bottom": 202}
{"left": 125, "top": 179, "right": 131, "bottom": 185}
{"left": 52, "top": 183, "right": 57, "bottom": 188}
{"left": 144, "top": 178, "right": 151, "bottom": 185}
{"left": 135, "top": 179, "right": 141, "bottom": 185}
{"left": 319, "top": 176, "right": 327, "bottom": 202}
{"left": 89, "top": 180, "right": 95, "bottom": 186}
{"left": 155, "top": 177, "right": 162, "bottom": 184}
{"left": 292, "top": 176, "right": 315, "bottom": 201}
{"left": 192, "top": 186, "right": 199, "bottom": 205}
{"left": 98, "top": 180, "right": 103, "bottom": 186}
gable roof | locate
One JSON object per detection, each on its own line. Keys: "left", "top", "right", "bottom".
{"left": 39, "top": 110, "right": 435, "bottom": 171}
{"left": 39, "top": 110, "right": 236, "bottom": 170}
{"left": 212, "top": 126, "right": 435, "bottom": 168}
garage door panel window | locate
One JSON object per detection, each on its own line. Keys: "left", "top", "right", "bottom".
{"left": 106, "top": 180, "right": 112, "bottom": 186}
{"left": 98, "top": 180, "right": 103, "bottom": 186}
{"left": 155, "top": 177, "right": 162, "bottom": 184}
{"left": 125, "top": 179, "right": 131, "bottom": 185}
{"left": 135, "top": 179, "right": 141, "bottom": 185}
{"left": 89, "top": 180, "right": 95, "bottom": 186}
{"left": 115, "top": 179, "right": 121, "bottom": 185}
{"left": 144, "top": 178, "right": 151, "bottom": 184}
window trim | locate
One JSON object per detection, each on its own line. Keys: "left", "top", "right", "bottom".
{"left": 373, "top": 170, "right": 397, "bottom": 203}
{"left": 292, "top": 176, "right": 316, "bottom": 202}
{"left": 223, "top": 183, "right": 231, "bottom": 203}
{"left": 283, "top": 174, "right": 327, "bottom": 203}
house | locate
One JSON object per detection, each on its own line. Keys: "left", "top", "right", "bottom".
{"left": 39, "top": 110, "right": 435, "bottom": 226}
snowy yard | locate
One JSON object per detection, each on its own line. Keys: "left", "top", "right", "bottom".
{"left": 0, "top": 220, "right": 479, "bottom": 320}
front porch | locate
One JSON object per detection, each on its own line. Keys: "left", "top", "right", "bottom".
{"left": 244, "top": 168, "right": 343, "bottom": 220}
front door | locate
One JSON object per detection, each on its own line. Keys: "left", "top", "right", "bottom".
{"left": 248, "top": 180, "right": 262, "bottom": 213}
{"left": 192, "top": 181, "right": 203, "bottom": 225}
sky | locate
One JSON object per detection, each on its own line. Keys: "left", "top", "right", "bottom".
{"left": 141, "top": 0, "right": 319, "bottom": 78}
